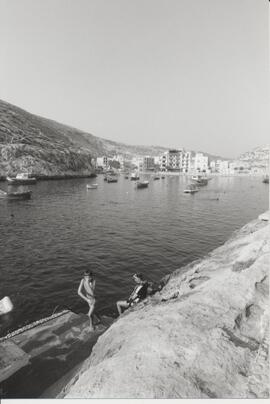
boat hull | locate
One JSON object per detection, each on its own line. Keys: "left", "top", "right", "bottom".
{"left": 7, "top": 191, "right": 32, "bottom": 200}
{"left": 7, "top": 177, "right": 37, "bottom": 185}
{"left": 136, "top": 181, "right": 149, "bottom": 189}
{"left": 184, "top": 189, "right": 198, "bottom": 193}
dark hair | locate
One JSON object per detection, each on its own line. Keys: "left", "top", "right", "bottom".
{"left": 84, "top": 270, "right": 93, "bottom": 277}
{"left": 134, "top": 273, "right": 144, "bottom": 280}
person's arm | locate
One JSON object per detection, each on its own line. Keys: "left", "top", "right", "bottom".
{"left": 78, "top": 280, "right": 89, "bottom": 303}
{"left": 128, "top": 286, "right": 142, "bottom": 303}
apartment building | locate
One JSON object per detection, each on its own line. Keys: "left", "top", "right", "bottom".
{"left": 142, "top": 156, "right": 155, "bottom": 170}
{"left": 194, "top": 153, "right": 209, "bottom": 172}
{"left": 160, "top": 149, "right": 191, "bottom": 172}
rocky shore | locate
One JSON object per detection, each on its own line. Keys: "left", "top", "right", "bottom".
{"left": 59, "top": 212, "right": 269, "bottom": 399}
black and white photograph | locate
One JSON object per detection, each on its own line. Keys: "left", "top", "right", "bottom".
{"left": 0, "top": 0, "right": 269, "bottom": 401}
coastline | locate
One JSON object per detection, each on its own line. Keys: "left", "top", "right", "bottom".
{"left": 0, "top": 172, "right": 97, "bottom": 182}
{"left": 0, "top": 212, "right": 269, "bottom": 398}
{"left": 59, "top": 212, "right": 269, "bottom": 399}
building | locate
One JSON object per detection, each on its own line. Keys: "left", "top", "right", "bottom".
{"left": 181, "top": 151, "right": 191, "bottom": 173}
{"left": 160, "top": 149, "right": 191, "bottom": 172}
{"left": 141, "top": 156, "right": 155, "bottom": 171}
{"left": 194, "top": 153, "right": 209, "bottom": 172}
{"left": 218, "top": 160, "right": 229, "bottom": 174}
{"left": 96, "top": 156, "right": 109, "bottom": 169}
{"left": 132, "top": 156, "right": 143, "bottom": 171}
{"left": 210, "top": 161, "right": 216, "bottom": 172}
{"left": 111, "top": 154, "right": 125, "bottom": 169}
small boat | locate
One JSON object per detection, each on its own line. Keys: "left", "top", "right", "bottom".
{"left": 184, "top": 184, "right": 199, "bottom": 194}
{"left": 7, "top": 173, "right": 37, "bottom": 185}
{"left": 130, "top": 172, "right": 140, "bottom": 181}
{"left": 191, "top": 175, "right": 208, "bottom": 186}
{"left": 86, "top": 184, "right": 98, "bottom": 189}
{"left": 0, "top": 189, "right": 32, "bottom": 200}
{"left": 136, "top": 181, "right": 149, "bottom": 189}
{"left": 153, "top": 176, "right": 160, "bottom": 180}
{"left": 262, "top": 175, "right": 269, "bottom": 184}
{"left": 107, "top": 176, "right": 118, "bottom": 183}
{"left": 161, "top": 175, "right": 165, "bottom": 179}
{"left": 124, "top": 175, "right": 129, "bottom": 179}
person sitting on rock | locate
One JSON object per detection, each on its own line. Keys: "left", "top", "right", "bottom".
{"left": 116, "top": 273, "right": 148, "bottom": 316}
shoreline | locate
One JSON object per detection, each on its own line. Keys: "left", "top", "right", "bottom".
{"left": 0, "top": 212, "right": 269, "bottom": 398}
{"left": 0, "top": 172, "right": 97, "bottom": 182}
{"left": 59, "top": 212, "right": 269, "bottom": 399}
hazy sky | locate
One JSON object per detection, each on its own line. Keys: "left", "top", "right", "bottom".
{"left": 0, "top": 0, "right": 268, "bottom": 157}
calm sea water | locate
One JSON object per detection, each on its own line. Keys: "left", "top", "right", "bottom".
{"left": 0, "top": 175, "right": 268, "bottom": 336}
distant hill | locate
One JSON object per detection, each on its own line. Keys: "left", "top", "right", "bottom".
{"left": 0, "top": 99, "right": 168, "bottom": 178}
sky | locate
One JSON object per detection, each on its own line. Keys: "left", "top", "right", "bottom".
{"left": 0, "top": 0, "right": 268, "bottom": 158}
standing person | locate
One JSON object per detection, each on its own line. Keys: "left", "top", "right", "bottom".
{"left": 78, "top": 270, "right": 96, "bottom": 331}
{"left": 116, "top": 273, "right": 148, "bottom": 316}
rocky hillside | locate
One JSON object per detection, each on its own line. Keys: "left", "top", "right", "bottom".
{"left": 238, "top": 146, "right": 269, "bottom": 170}
{"left": 0, "top": 100, "right": 168, "bottom": 178}
{"left": 59, "top": 213, "right": 269, "bottom": 399}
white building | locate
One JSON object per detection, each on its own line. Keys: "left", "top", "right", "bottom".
{"left": 160, "top": 149, "right": 191, "bottom": 172}
{"left": 218, "top": 160, "right": 229, "bottom": 174}
{"left": 194, "top": 153, "right": 209, "bottom": 172}
{"left": 96, "top": 156, "right": 109, "bottom": 169}
{"left": 132, "top": 156, "right": 143, "bottom": 171}
{"left": 210, "top": 161, "right": 216, "bottom": 172}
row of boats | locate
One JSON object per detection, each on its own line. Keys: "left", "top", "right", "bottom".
{"left": 86, "top": 173, "right": 210, "bottom": 192}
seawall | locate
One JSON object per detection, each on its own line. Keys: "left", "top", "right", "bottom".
{"left": 59, "top": 212, "right": 269, "bottom": 399}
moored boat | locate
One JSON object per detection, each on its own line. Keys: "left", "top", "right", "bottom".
{"left": 184, "top": 184, "right": 199, "bottom": 193}
{"left": 191, "top": 175, "right": 208, "bottom": 186}
{"left": 262, "top": 175, "right": 269, "bottom": 184}
{"left": 86, "top": 183, "right": 98, "bottom": 189}
{"left": 136, "top": 180, "right": 149, "bottom": 189}
{"left": 130, "top": 172, "right": 140, "bottom": 181}
{"left": 107, "top": 176, "right": 118, "bottom": 183}
{"left": 7, "top": 173, "right": 37, "bottom": 185}
{"left": 0, "top": 189, "right": 32, "bottom": 200}
{"left": 153, "top": 175, "right": 160, "bottom": 180}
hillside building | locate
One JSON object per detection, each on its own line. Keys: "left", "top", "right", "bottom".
{"left": 96, "top": 156, "right": 109, "bottom": 169}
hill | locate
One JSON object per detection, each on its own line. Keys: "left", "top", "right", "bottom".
{"left": 237, "top": 146, "right": 269, "bottom": 169}
{"left": 0, "top": 100, "right": 168, "bottom": 178}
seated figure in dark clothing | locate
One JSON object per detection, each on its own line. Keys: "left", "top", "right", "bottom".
{"left": 116, "top": 273, "right": 148, "bottom": 316}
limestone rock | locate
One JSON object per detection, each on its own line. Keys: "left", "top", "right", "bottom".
{"left": 60, "top": 218, "right": 270, "bottom": 399}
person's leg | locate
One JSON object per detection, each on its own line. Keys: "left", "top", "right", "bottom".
{"left": 88, "top": 303, "right": 95, "bottom": 330}
{"left": 116, "top": 300, "right": 129, "bottom": 316}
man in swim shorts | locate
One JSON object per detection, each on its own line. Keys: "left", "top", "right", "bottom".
{"left": 116, "top": 273, "right": 148, "bottom": 316}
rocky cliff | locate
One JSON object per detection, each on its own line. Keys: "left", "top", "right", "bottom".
{"left": 59, "top": 213, "right": 269, "bottom": 399}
